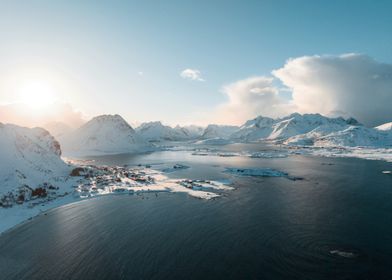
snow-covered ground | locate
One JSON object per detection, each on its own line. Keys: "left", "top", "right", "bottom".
{"left": 307, "top": 147, "right": 392, "bottom": 163}
{"left": 195, "top": 137, "right": 233, "bottom": 145}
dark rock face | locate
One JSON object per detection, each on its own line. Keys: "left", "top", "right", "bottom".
{"left": 32, "top": 187, "right": 47, "bottom": 198}
{"left": 70, "top": 167, "right": 85, "bottom": 176}
{"left": 51, "top": 139, "right": 62, "bottom": 156}
{"left": 346, "top": 117, "right": 360, "bottom": 125}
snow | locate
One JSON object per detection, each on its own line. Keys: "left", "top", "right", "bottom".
{"left": 135, "top": 123, "right": 204, "bottom": 142}
{"left": 60, "top": 114, "right": 153, "bottom": 156}
{"left": 0, "top": 147, "right": 234, "bottom": 235}
{"left": 195, "top": 137, "right": 233, "bottom": 145}
{"left": 230, "top": 113, "right": 391, "bottom": 149}
{"left": 375, "top": 122, "right": 392, "bottom": 131}
{"left": 249, "top": 151, "right": 288, "bottom": 158}
{"left": 136, "top": 121, "right": 197, "bottom": 142}
{"left": 330, "top": 250, "right": 357, "bottom": 258}
{"left": 313, "top": 126, "right": 392, "bottom": 147}
{"left": 230, "top": 113, "right": 362, "bottom": 144}
{"left": 175, "top": 125, "right": 204, "bottom": 139}
{"left": 0, "top": 123, "right": 71, "bottom": 196}
{"left": 201, "top": 124, "right": 239, "bottom": 139}
{"left": 1, "top": 112, "right": 392, "bottom": 235}
{"left": 224, "top": 167, "right": 302, "bottom": 180}
{"left": 309, "top": 147, "right": 392, "bottom": 162}
{"left": 267, "top": 113, "right": 355, "bottom": 140}
{"left": 225, "top": 167, "right": 288, "bottom": 177}
{"left": 230, "top": 116, "right": 275, "bottom": 141}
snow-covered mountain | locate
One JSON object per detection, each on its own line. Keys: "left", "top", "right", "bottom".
{"left": 268, "top": 113, "right": 359, "bottom": 140}
{"left": 135, "top": 121, "right": 192, "bottom": 142}
{"left": 312, "top": 126, "right": 392, "bottom": 147}
{"left": 230, "top": 116, "right": 275, "bottom": 141}
{"left": 60, "top": 114, "right": 150, "bottom": 156}
{"left": 176, "top": 125, "right": 204, "bottom": 139}
{"left": 0, "top": 123, "right": 70, "bottom": 196}
{"left": 201, "top": 124, "right": 239, "bottom": 139}
{"left": 232, "top": 113, "right": 361, "bottom": 143}
{"left": 229, "top": 113, "right": 392, "bottom": 147}
{"left": 375, "top": 122, "right": 392, "bottom": 132}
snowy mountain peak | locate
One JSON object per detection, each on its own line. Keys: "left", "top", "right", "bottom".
{"left": 136, "top": 121, "right": 191, "bottom": 142}
{"left": 201, "top": 124, "right": 239, "bottom": 139}
{"left": 84, "top": 114, "right": 135, "bottom": 131}
{"left": 375, "top": 122, "right": 392, "bottom": 131}
{"left": 60, "top": 114, "right": 150, "bottom": 156}
{"left": 242, "top": 116, "right": 275, "bottom": 128}
{"left": 231, "top": 113, "right": 365, "bottom": 143}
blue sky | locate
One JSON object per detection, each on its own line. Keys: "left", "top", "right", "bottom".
{"left": 0, "top": 0, "right": 391, "bottom": 125}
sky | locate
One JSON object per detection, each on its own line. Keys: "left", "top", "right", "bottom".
{"left": 0, "top": 0, "right": 391, "bottom": 127}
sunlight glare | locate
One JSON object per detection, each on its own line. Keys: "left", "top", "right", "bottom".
{"left": 18, "top": 81, "right": 56, "bottom": 109}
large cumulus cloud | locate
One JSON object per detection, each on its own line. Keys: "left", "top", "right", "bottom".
{"left": 214, "top": 76, "right": 295, "bottom": 125}
{"left": 273, "top": 54, "right": 392, "bottom": 126}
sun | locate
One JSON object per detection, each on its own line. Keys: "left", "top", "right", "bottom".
{"left": 18, "top": 81, "right": 56, "bottom": 109}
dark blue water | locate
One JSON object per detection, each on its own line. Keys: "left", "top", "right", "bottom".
{"left": 1, "top": 146, "right": 392, "bottom": 280}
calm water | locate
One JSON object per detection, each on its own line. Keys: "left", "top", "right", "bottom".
{"left": 1, "top": 144, "right": 392, "bottom": 279}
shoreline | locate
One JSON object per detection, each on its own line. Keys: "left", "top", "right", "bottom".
{"left": 1, "top": 147, "right": 391, "bottom": 236}
{"left": 0, "top": 165, "right": 234, "bottom": 235}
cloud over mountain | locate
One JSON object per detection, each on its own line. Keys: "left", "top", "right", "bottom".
{"left": 214, "top": 76, "right": 295, "bottom": 125}
{"left": 273, "top": 54, "right": 392, "bottom": 126}
{"left": 215, "top": 54, "right": 392, "bottom": 126}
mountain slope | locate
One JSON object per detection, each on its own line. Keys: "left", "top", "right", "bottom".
{"left": 175, "top": 125, "right": 204, "bottom": 139}
{"left": 135, "top": 121, "right": 190, "bottom": 142}
{"left": 0, "top": 123, "right": 70, "bottom": 196}
{"left": 230, "top": 116, "right": 275, "bottom": 141}
{"left": 201, "top": 124, "right": 239, "bottom": 139}
{"left": 232, "top": 113, "right": 362, "bottom": 144}
{"left": 375, "top": 122, "right": 392, "bottom": 132}
{"left": 268, "top": 113, "right": 359, "bottom": 140}
{"left": 313, "top": 126, "right": 392, "bottom": 147}
{"left": 61, "top": 114, "right": 150, "bottom": 156}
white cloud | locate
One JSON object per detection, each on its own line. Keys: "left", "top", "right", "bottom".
{"left": 180, "top": 68, "right": 205, "bottom": 81}
{"left": 214, "top": 54, "right": 392, "bottom": 126}
{"left": 213, "top": 76, "right": 296, "bottom": 125}
{"left": 273, "top": 53, "right": 392, "bottom": 126}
